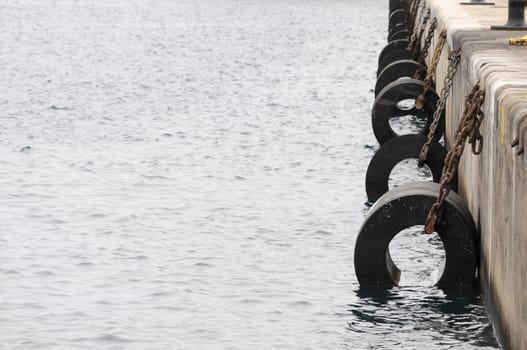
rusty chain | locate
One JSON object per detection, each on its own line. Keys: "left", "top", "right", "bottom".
{"left": 424, "top": 83, "right": 486, "bottom": 234}
{"left": 418, "top": 49, "right": 462, "bottom": 163}
{"left": 414, "top": 17, "right": 438, "bottom": 67}
{"left": 415, "top": 29, "right": 447, "bottom": 107}
{"left": 406, "top": 0, "right": 424, "bottom": 32}
{"left": 412, "top": 6, "right": 430, "bottom": 53}
{"left": 409, "top": 10, "right": 432, "bottom": 56}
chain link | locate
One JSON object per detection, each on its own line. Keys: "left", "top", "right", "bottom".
{"left": 418, "top": 49, "right": 462, "bottom": 163}
{"left": 414, "top": 17, "right": 437, "bottom": 65}
{"left": 409, "top": 10, "right": 432, "bottom": 55}
{"left": 415, "top": 29, "right": 447, "bottom": 108}
{"left": 407, "top": 0, "right": 424, "bottom": 34}
{"left": 424, "top": 83, "right": 486, "bottom": 234}
{"left": 406, "top": 1, "right": 420, "bottom": 44}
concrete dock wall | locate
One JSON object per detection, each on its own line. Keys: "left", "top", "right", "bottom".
{"left": 425, "top": 1, "right": 527, "bottom": 348}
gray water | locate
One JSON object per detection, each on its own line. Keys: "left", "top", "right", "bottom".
{"left": 0, "top": 0, "right": 500, "bottom": 349}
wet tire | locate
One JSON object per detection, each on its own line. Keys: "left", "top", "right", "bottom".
{"left": 388, "top": 23, "right": 408, "bottom": 39}
{"left": 354, "top": 181, "right": 478, "bottom": 289}
{"left": 372, "top": 77, "right": 444, "bottom": 145}
{"left": 388, "top": 29, "right": 410, "bottom": 42}
{"left": 375, "top": 59, "right": 427, "bottom": 96}
{"left": 389, "top": 9, "right": 408, "bottom": 32}
{"left": 377, "top": 49, "right": 414, "bottom": 76}
{"left": 365, "top": 134, "right": 449, "bottom": 203}
{"left": 389, "top": 0, "right": 406, "bottom": 14}
{"left": 378, "top": 39, "right": 410, "bottom": 67}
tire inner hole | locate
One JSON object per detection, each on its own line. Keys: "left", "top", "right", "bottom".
{"left": 389, "top": 98, "right": 428, "bottom": 136}
{"left": 388, "top": 158, "right": 433, "bottom": 190}
{"left": 388, "top": 225, "right": 446, "bottom": 286}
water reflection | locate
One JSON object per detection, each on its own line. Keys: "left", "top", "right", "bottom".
{"left": 347, "top": 286, "right": 500, "bottom": 349}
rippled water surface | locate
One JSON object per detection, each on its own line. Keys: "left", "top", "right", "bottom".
{"left": 0, "top": 0, "right": 500, "bottom": 349}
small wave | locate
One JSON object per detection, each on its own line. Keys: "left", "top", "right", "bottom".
{"left": 123, "top": 255, "right": 149, "bottom": 260}
{"left": 75, "top": 334, "right": 133, "bottom": 343}
{"left": 35, "top": 270, "right": 56, "bottom": 276}
{"left": 288, "top": 300, "right": 313, "bottom": 307}
{"left": 154, "top": 305, "right": 187, "bottom": 311}
{"left": 314, "top": 229, "right": 331, "bottom": 236}
{"left": 88, "top": 213, "right": 107, "bottom": 218}
{"left": 49, "top": 105, "right": 72, "bottom": 111}
{"left": 238, "top": 298, "right": 265, "bottom": 304}
{"left": 194, "top": 262, "right": 213, "bottom": 267}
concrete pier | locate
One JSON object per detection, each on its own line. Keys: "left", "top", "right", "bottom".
{"left": 423, "top": 1, "right": 527, "bottom": 348}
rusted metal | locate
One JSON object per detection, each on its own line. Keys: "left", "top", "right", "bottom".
{"left": 415, "top": 29, "right": 447, "bottom": 109}
{"left": 424, "top": 83, "right": 486, "bottom": 234}
{"left": 414, "top": 17, "right": 437, "bottom": 68}
{"left": 408, "top": 3, "right": 428, "bottom": 54}
{"left": 419, "top": 49, "right": 462, "bottom": 163}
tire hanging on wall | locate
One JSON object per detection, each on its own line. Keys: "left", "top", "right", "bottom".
{"left": 372, "top": 77, "right": 444, "bottom": 145}
{"left": 375, "top": 59, "right": 427, "bottom": 97}
{"left": 378, "top": 39, "right": 410, "bottom": 63}
{"left": 378, "top": 49, "right": 414, "bottom": 76}
{"left": 389, "top": 0, "right": 406, "bottom": 14}
{"left": 364, "top": 134, "right": 450, "bottom": 203}
{"left": 388, "top": 9, "right": 408, "bottom": 32}
{"left": 354, "top": 182, "right": 478, "bottom": 289}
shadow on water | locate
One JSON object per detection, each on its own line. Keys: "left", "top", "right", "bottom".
{"left": 345, "top": 286, "right": 500, "bottom": 349}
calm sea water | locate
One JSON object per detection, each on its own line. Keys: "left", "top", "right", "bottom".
{"left": 0, "top": 0, "right": 500, "bottom": 349}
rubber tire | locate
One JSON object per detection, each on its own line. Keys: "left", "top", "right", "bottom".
{"left": 365, "top": 134, "right": 449, "bottom": 203}
{"left": 389, "top": 9, "right": 408, "bottom": 32}
{"left": 375, "top": 59, "right": 427, "bottom": 96}
{"left": 390, "top": 0, "right": 406, "bottom": 14}
{"left": 372, "top": 77, "right": 444, "bottom": 145}
{"left": 388, "top": 23, "right": 408, "bottom": 39}
{"left": 354, "top": 181, "right": 478, "bottom": 289}
{"left": 377, "top": 49, "right": 414, "bottom": 76}
{"left": 378, "top": 39, "right": 410, "bottom": 66}
{"left": 388, "top": 29, "right": 410, "bottom": 42}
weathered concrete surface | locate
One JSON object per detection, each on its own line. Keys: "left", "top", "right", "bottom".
{"left": 425, "top": 1, "right": 527, "bottom": 349}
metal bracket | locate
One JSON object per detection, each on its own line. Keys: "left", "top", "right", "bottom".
{"left": 491, "top": 0, "right": 527, "bottom": 30}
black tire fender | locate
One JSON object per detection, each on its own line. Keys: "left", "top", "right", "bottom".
{"left": 389, "top": 0, "right": 406, "bottom": 14}
{"left": 377, "top": 49, "right": 414, "bottom": 77}
{"left": 372, "top": 77, "right": 444, "bottom": 145}
{"left": 389, "top": 9, "right": 408, "bottom": 32}
{"left": 388, "top": 29, "right": 410, "bottom": 42}
{"left": 375, "top": 59, "right": 427, "bottom": 97}
{"left": 354, "top": 181, "right": 478, "bottom": 289}
{"left": 365, "top": 134, "right": 451, "bottom": 203}
{"left": 378, "top": 39, "right": 410, "bottom": 66}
